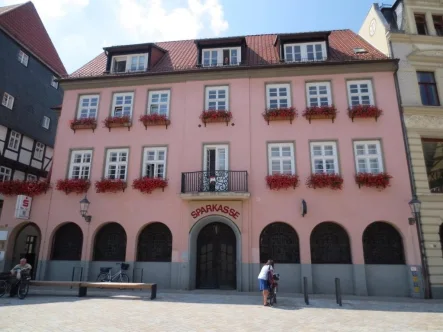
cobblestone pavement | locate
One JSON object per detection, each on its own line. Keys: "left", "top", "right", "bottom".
{"left": 1, "top": 290, "right": 443, "bottom": 332}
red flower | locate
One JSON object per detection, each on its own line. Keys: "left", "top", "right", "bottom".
{"left": 266, "top": 174, "right": 299, "bottom": 190}
{"left": 302, "top": 105, "right": 337, "bottom": 117}
{"left": 262, "top": 107, "right": 297, "bottom": 119}
{"left": 355, "top": 172, "right": 392, "bottom": 189}
{"left": 95, "top": 179, "right": 127, "bottom": 193}
{"left": 56, "top": 179, "right": 90, "bottom": 194}
{"left": 0, "top": 180, "right": 50, "bottom": 196}
{"left": 200, "top": 110, "right": 232, "bottom": 121}
{"left": 139, "top": 114, "right": 170, "bottom": 123}
{"left": 306, "top": 173, "right": 343, "bottom": 190}
{"left": 348, "top": 105, "right": 383, "bottom": 120}
{"left": 132, "top": 177, "right": 168, "bottom": 194}
{"left": 103, "top": 115, "right": 131, "bottom": 127}
{"left": 70, "top": 118, "right": 97, "bottom": 126}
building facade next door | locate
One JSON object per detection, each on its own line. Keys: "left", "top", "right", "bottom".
{"left": 196, "top": 222, "right": 236, "bottom": 289}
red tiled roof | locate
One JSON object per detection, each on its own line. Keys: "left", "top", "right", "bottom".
{"left": 71, "top": 29, "right": 388, "bottom": 79}
{"left": 0, "top": 1, "right": 67, "bottom": 76}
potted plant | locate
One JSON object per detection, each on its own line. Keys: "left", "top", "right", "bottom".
{"left": 265, "top": 174, "right": 299, "bottom": 190}
{"left": 132, "top": 177, "right": 168, "bottom": 194}
{"left": 56, "top": 179, "right": 91, "bottom": 194}
{"left": 348, "top": 105, "right": 383, "bottom": 122}
{"left": 302, "top": 105, "right": 337, "bottom": 123}
{"left": 95, "top": 179, "right": 127, "bottom": 193}
{"left": 262, "top": 107, "right": 297, "bottom": 124}
{"left": 103, "top": 115, "right": 132, "bottom": 131}
{"left": 139, "top": 114, "right": 171, "bottom": 129}
{"left": 200, "top": 110, "right": 232, "bottom": 126}
{"left": 306, "top": 173, "right": 343, "bottom": 190}
{"left": 355, "top": 172, "right": 392, "bottom": 189}
{"left": 70, "top": 117, "right": 97, "bottom": 133}
{"left": 0, "top": 180, "right": 50, "bottom": 196}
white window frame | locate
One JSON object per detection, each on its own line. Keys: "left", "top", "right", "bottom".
{"left": 105, "top": 148, "right": 129, "bottom": 181}
{"left": 205, "top": 86, "right": 229, "bottom": 110}
{"left": 347, "top": 80, "right": 374, "bottom": 106}
{"left": 306, "top": 82, "right": 332, "bottom": 107}
{"left": 354, "top": 140, "right": 384, "bottom": 174}
{"left": 111, "top": 53, "right": 149, "bottom": 73}
{"left": 17, "top": 50, "right": 29, "bottom": 67}
{"left": 34, "top": 142, "right": 45, "bottom": 161}
{"left": 268, "top": 143, "right": 295, "bottom": 175}
{"left": 147, "top": 90, "right": 171, "bottom": 116}
{"left": 51, "top": 76, "right": 59, "bottom": 89}
{"left": 142, "top": 147, "right": 167, "bottom": 179}
{"left": 0, "top": 166, "right": 12, "bottom": 182}
{"left": 2, "top": 92, "right": 14, "bottom": 110}
{"left": 77, "top": 95, "right": 100, "bottom": 119}
{"left": 310, "top": 142, "right": 339, "bottom": 174}
{"left": 202, "top": 47, "right": 241, "bottom": 67}
{"left": 111, "top": 92, "right": 134, "bottom": 118}
{"left": 42, "top": 116, "right": 50, "bottom": 129}
{"left": 266, "top": 84, "right": 291, "bottom": 109}
{"left": 203, "top": 145, "right": 229, "bottom": 171}
{"left": 8, "top": 130, "right": 21, "bottom": 151}
{"left": 27, "top": 174, "right": 38, "bottom": 181}
{"left": 68, "top": 150, "right": 92, "bottom": 179}
{"left": 284, "top": 41, "right": 327, "bottom": 62}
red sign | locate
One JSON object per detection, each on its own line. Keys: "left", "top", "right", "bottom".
{"left": 191, "top": 204, "right": 240, "bottom": 220}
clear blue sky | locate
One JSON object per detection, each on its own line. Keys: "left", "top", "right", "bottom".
{"left": 1, "top": 0, "right": 395, "bottom": 73}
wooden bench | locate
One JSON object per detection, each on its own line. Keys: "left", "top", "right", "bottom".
{"left": 29, "top": 280, "right": 157, "bottom": 300}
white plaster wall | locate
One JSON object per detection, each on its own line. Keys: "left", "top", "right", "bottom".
{"left": 13, "top": 171, "right": 25, "bottom": 181}
{"left": 358, "top": 5, "right": 390, "bottom": 56}
{"left": 21, "top": 136, "right": 33, "bottom": 151}
{"left": 0, "top": 125, "right": 7, "bottom": 141}
{"left": 4, "top": 150, "right": 17, "bottom": 160}
{"left": 45, "top": 147, "right": 53, "bottom": 159}
{"left": 19, "top": 150, "right": 32, "bottom": 165}
{"left": 31, "top": 160, "right": 42, "bottom": 169}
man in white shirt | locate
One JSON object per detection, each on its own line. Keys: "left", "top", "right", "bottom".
{"left": 257, "top": 259, "right": 274, "bottom": 306}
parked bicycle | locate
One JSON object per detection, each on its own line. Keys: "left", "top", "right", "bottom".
{"left": 267, "top": 273, "right": 280, "bottom": 306}
{"left": 0, "top": 271, "right": 31, "bottom": 299}
{"left": 96, "top": 263, "right": 130, "bottom": 283}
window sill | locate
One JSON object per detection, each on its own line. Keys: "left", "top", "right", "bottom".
{"left": 403, "top": 106, "right": 443, "bottom": 116}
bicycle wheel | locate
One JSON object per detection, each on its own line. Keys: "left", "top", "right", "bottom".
{"left": 119, "top": 274, "right": 129, "bottom": 283}
{"left": 96, "top": 273, "right": 108, "bottom": 282}
{"left": 17, "top": 282, "right": 29, "bottom": 299}
{"left": 0, "top": 280, "right": 8, "bottom": 298}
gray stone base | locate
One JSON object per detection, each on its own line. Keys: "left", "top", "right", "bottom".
{"left": 431, "top": 286, "right": 443, "bottom": 299}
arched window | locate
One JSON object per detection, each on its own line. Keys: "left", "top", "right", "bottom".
{"left": 93, "top": 223, "right": 126, "bottom": 261}
{"left": 51, "top": 223, "right": 83, "bottom": 260}
{"left": 259, "top": 222, "right": 300, "bottom": 263}
{"left": 310, "top": 222, "right": 351, "bottom": 264}
{"left": 363, "top": 222, "right": 405, "bottom": 264}
{"left": 137, "top": 222, "right": 172, "bottom": 262}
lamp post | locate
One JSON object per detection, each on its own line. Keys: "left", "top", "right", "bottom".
{"left": 408, "top": 195, "right": 431, "bottom": 299}
{"left": 79, "top": 196, "right": 92, "bottom": 223}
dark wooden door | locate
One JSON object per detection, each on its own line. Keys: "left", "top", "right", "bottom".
{"left": 197, "top": 222, "right": 236, "bottom": 289}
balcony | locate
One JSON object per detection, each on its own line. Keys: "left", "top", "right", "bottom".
{"left": 180, "top": 170, "right": 250, "bottom": 200}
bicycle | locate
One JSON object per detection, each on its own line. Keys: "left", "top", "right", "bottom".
{"left": 0, "top": 271, "right": 31, "bottom": 299}
{"left": 96, "top": 263, "right": 130, "bottom": 283}
{"left": 267, "top": 273, "right": 280, "bottom": 306}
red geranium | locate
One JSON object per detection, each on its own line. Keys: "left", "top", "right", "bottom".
{"left": 95, "top": 179, "right": 127, "bottom": 193}
{"left": 56, "top": 179, "right": 90, "bottom": 194}
{"left": 200, "top": 110, "right": 232, "bottom": 121}
{"left": 266, "top": 174, "right": 299, "bottom": 190}
{"left": 306, "top": 173, "right": 343, "bottom": 190}
{"left": 348, "top": 105, "right": 383, "bottom": 120}
{"left": 132, "top": 177, "right": 168, "bottom": 194}
{"left": 262, "top": 107, "right": 297, "bottom": 120}
{"left": 70, "top": 118, "right": 97, "bottom": 126}
{"left": 355, "top": 172, "right": 392, "bottom": 189}
{"left": 302, "top": 105, "right": 337, "bottom": 118}
{"left": 103, "top": 115, "right": 131, "bottom": 127}
{"left": 0, "top": 180, "right": 50, "bottom": 196}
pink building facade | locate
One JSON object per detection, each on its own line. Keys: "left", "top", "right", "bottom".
{"left": 0, "top": 30, "right": 424, "bottom": 297}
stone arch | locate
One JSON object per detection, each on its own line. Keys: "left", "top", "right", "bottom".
{"left": 363, "top": 221, "right": 405, "bottom": 264}
{"left": 50, "top": 222, "right": 83, "bottom": 261}
{"left": 259, "top": 222, "right": 300, "bottom": 263}
{"left": 310, "top": 222, "right": 352, "bottom": 264}
{"left": 137, "top": 222, "right": 172, "bottom": 262}
{"left": 92, "top": 222, "right": 127, "bottom": 261}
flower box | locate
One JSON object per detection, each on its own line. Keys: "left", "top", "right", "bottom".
{"left": 306, "top": 173, "right": 343, "bottom": 190}
{"left": 302, "top": 105, "right": 337, "bottom": 123}
{"left": 200, "top": 110, "right": 232, "bottom": 126}
{"left": 56, "top": 179, "right": 90, "bottom": 194}
{"left": 103, "top": 115, "right": 132, "bottom": 131}
{"left": 95, "top": 179, "right": 127, "bottom": 193}
{"left": 262, "top": 107, "right": 297, "bottom": 124}
{"left": 139, "top": 114, "right": 171, "bottom": 129}
{"left": 70, "top": 118, "right": 97, "bottom": 133}
{"left": 348, "top": 105, "right": 383, "bottom": 122}
{"left": 355, "top": 172, "right": 392, "bottom": 189}
{"left": 132, "top": 177, "right": 168, "bottom": 194}
{"left": 266, "top": 174, "right": 299, "bottom": 190}
{"left": 0, "top": 180, "right": 50, "bottom": 196}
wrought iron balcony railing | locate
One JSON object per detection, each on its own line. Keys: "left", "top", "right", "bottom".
{"left": 181, "top": 171, "right": 248, "bottom": 193}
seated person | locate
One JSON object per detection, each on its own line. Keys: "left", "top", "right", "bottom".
{"left": 10, "top": 258, "right": 32, "bottom": 280}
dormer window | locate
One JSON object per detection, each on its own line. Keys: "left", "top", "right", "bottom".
{"left": 111, "top": 53, "right": 148, "bottom": 73}
{"left": 202, "top": 47, "right": 240, "bottom": 67}
{"left": 284, "top": 42, "right": 327, "bottom": 62}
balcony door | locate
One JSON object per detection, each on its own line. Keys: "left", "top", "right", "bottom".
{"left": 203, "top": 145, "right": 229, "bottom": 192}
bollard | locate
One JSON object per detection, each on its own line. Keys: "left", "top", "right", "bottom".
{"left": 303, "top": 276, "right": 309, "bottom": 305}
{"left": 335, "top": 278, "right": 342, "bottom": 307}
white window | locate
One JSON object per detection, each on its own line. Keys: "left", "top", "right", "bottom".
{"left": 143, "top": 147, "right": 167, "bottom": 178}
{"left": 147, "top": 90, "right": 170, "bottom": 116}
{"left": 17, "top": 50, "right": 29, "bottom": 66}
{"left": 347, "top": 80, "right": 374, "bottom": 106}
{"left": 51, "top": 76, "right": 59, "bottom": 89}
{"left": 205, "top": 86, "right": 228, "bottom": 110}
{"left": 306, "top": 82, "right": 332, "bottom": 107}
{"left": 111, "top": 92, "right": 134, "bottom": 118}
{"left": 34, "top": 142, "right": 44, "bottom": 160}
{"left": 266, "top": 84, "right": 291, "bottom": 109}
{"left": 77, "top": 95, "right": 99, "bottom": 119}
{"left": 105, "top": 149, "right": 129, "bottom": 180}
{"left": 69, "top": 150, "right": 92, "bottom": 179}
{"left": 268, "top": 143, "right": 295, "bottom": 175}
{"left": 284, "top": 42, "right": 327, "bottom": 62}
{"left": 2, "top": 92, "right": 14, "bottom": 110}
{"left": 27, "top": 174, "right": 38, "bottom": 181}
{"left": 354, "top": 141, "right": 383, "bottom": 174}
{"left": 202, "top": 47, "right": 240, "bottom": 67}
{"left": 0, "top": 166, "right": 12, "bottom": 182}
{"left": 310, "top": 142, "right": 339, "bottom": 174}
{"left": 8, "top": 131, "right": 21, "bottom": 151}
{"left": 111, "top": 54, "right": 148, "bottom": 73}
{"left": 42, "top": 116, "right": 50, "bottom": 129}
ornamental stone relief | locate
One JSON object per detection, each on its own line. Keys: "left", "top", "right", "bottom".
{"left": 405, "top": 115, "right": 443, "bottom": 129}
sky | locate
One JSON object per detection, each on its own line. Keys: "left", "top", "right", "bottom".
{"left": 0, "top": 0, "right": 395, "bottom": 74}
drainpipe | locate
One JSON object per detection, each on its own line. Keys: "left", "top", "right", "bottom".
{"left": 390, "top": 40, "right": 431, "bottom": 299}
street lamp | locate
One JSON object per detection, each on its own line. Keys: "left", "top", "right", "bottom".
{"left": 408, "top": 196, "right": 421, "bottom": 223}
{"left": 79, "top": 196, "right": 92, "bottom": 222}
